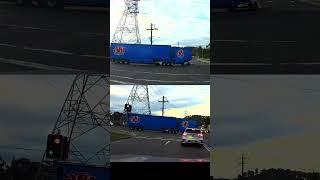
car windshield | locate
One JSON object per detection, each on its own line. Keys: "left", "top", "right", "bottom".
{"left": 185, "top": 129, "right": 201, "bottom": 134}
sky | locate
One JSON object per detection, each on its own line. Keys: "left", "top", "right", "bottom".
{"left": 0, "top": 75, "right": 110, "bottom": 164}
{"left": 110, "top": 85, "right": 210, "bottom": 118}
{"left": 210, "top": 75, "right": 320, "bottom": 179}
{"left": 110, "top": 0, "right": 210, "bottom": 47}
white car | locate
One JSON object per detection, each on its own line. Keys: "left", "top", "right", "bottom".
{"left": 181, "top": 128, "right": 204, "bottom": 146}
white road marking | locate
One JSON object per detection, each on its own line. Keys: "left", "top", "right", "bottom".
{"left": 273, "top": 40, "right": 297, "bottom": 43}
{"left": 215, "top": 40, "right": 297, "bottom": 43}
{"left": 215, "top": 40, "right": 247, "bottom": 43}
{"left": 0, "top": 24, "right": 54, "bottom": 31}
{"left": 0, "top": 42, "right": 103, "bottom": 58}
{"left": 0, "top": 23, "right": 106, "bottom": 36}
{"left": 112, "top": 68, "right": 207, "bottom": 76}
{"left": 111, "top": 75, "right": 210, "bottom": 84}
{"left": 281, "top": 62, "right": 320, "bottom": 65}
{"left": 0, "top": 57, "right": 82, "bottom": 72}
{"left": 164, "top": 141, "right": 171, "bottom": 146}
{"left": 134, "top": 136, "right": 180, "bottom": 142}
{"left": 110, "top": 79, "right": 134, "bottom": 84}
{"left": 24, "top": 47, "right": 74, "bottom": 55}
{"left": 213, "top": 63, "right": 271, "bottom": 65}
{"left": 111, "top": 156, "right": 149, "bottom": 162}
{"left": 0, "top": 43, "right": 16, "bottom": 48}
{"left": 203, "top": 144, "right": 211, "bottom": 152}
{"left": 80, "top": 54, "right": 107, "bottom": 59}
{"left": 0, "top": 1, "right": 15, "bottom": 5}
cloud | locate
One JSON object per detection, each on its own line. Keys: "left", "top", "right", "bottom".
{"left": 210, "top": 75, "right": 320, "bottom": 178}
{"left": 212, "top": 133, "right": 320, "bottom": 179}
{"left": 110, "top": 0, "right": 210, "bottom": 46}
{"left": 110, "top": 85, "right": 210, "bottom": 117}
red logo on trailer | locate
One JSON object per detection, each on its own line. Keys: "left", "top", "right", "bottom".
{"left": 181, "top": 121, "right": 189, "bottom": 128}
{"left": 176, "top": 49, "right": 184, "bottom": 58}
{"left": 113, "top": 46, "right": 125, "bottom": 55}
{"left": 64, "top": 172, "right": 96, "bottom": 180}
{"left": 129, "top": 116, "right": 141, "bottom": 124}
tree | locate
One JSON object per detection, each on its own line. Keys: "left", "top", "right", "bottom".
{"left": 185, "top": 115, "right": 210, "bottom": 128}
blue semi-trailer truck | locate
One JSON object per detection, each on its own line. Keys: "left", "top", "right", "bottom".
{"left": 127, "top": 113, "right": 198, "bottom": 133}
{"left": 16, "top": 0, "right": 109, "bottom": 8}
{"left": 212, "top": 0, "right": 258, "bottom": 10}
{"left": 111, "top": 43, "right": 193, "bottom": 66}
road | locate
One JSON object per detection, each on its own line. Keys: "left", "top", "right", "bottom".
{"left": 0, "top": 1, "right": 109, "bottom": 73}
{"left": 212, "top": 0, "right": 320, "bottom": 73}
{"left": 110, "top": 57, "right": 210, "bottom": 85}
{"left": 111, "top": 126, "right": 211, "bottom": 162}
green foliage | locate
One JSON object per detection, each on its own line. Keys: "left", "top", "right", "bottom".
{"left": 186, "top": 43, "right": 211, "bottom": 59}
{"left": 184, "top": 115, "right": 210, "bottom": 128}
{"left": 110, "top": 112, "right": 127, "bottom": 125}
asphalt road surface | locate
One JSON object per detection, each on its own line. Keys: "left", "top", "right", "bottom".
{"left": 0, "top": 1, "right": 109, "bottom": 73}
{"left": 111, "top": 126, "right": 211, "bottom": 162}
{"left": 110, "top": 57, "right": 210, "bottom": 85}
{"left": 212, "top": 0, "right": 320, "bottom": 73}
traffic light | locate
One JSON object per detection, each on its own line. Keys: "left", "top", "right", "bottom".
{"left": 124, "top": 104, "right": 132, "bottom": 112}
{"left": 46, "top": 134, "right": 68, "bottom": 160}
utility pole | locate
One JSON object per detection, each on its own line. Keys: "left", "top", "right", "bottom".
{"left": 158, "top": 96, "right": 169, "bottom": 116}
{"left": 241, "top": 154, "right": 245, "bottom": 177}
{"left": 146, "top": 23, "right": 158, "bottom": 45}
{"left": 239, "top": 153, "right": 249, "bottom": 178}
{"left": 184, "top": 110, "right": 187, "bottom": 117}
{"left": 178, "top": 41, "right": 180, "bottom": 47}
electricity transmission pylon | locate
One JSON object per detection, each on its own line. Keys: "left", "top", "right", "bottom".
{"left": 126, "top": 85, "right": 151, "bottom": 115}
{"left": 112, "top": 0, "right": 141, "bottom": 44}
{"left": 37, "top": 74, "right": 110, "bottom": 179}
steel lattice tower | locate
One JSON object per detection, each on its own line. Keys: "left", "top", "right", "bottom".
{"left": 112, "top": 0, "right": 141, "bottom": 44}
{"left": 126, "top": 85, "right": 151, "bottom": 115}
{"left": 37, "top": 74, "right": 110, "bottom": 179}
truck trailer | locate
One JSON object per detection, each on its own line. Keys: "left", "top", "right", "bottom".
{"left": 111, "top": 43, "right": 193, "bottom": 66}
{"left": 16, "top": 0, "right": 109, "bottom": 8}
{"left": 127, "top": 113, "right": 198, "bottom": 133}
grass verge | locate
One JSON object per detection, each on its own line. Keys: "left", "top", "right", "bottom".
{"left": 111, "top": 131, "right": 132, "bottom": 142}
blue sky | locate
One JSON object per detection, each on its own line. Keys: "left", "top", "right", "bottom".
{"left": 110, "top": 85, "right": 210, "bottom": 118}
{"left": 110, "top": 0, "right": 210, "bottom": 47}
{"left": 211, "top": 75, "right": 320, "bottom": 178}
